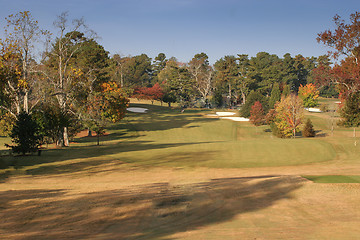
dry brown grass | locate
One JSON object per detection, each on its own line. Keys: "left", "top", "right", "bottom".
{"left": 1, "top": 167, "right": 360, "bottom": 240}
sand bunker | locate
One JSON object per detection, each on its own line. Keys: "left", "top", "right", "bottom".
{"left": 206, "top": 112, "right": 249, "bottom": 122}
{"left": 220, "top": 117, "right": 249, "bottom": 122}
{"left": 307, "top": 108, "right": 322, "bottom": 113}
{"left": 127, "top": 107, "right": 148, "bottom": 113}
{"left": 215, "top": 112, "right": 236, "bottom": 116}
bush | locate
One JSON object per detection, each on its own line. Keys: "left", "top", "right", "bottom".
{"left": 5, "top": 112, "right": 43, "bottom": 155}
{"left": 270, "top": 122, "right": 285, "bottom": 138}
{"left": 240, "top": 91, "right": 269, "bottom": 118}
{"left": 302, "top": 119, "right": 316, "bottom": 137}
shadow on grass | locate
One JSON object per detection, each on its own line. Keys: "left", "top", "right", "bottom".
{"left": 0, "top": 175, "right": 305, "bottom": 240}
{"left": 14, "top": 141, "right": 218, "bottom": 176}
{"left": 123, "top": 103, "right": 219, "bottom": 132}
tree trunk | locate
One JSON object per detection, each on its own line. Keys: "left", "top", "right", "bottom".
{"left": 228, "top": 83, "right": 232, "bottom": 107}
{"left": 241, "top": 92, "right": 246, "bottom": 105}
{"left": 354, "top": 127, "right": 357, "bottom": 146}
{"left": 24, "top": 90, "right": 29, "bottom": 113}
{"left": 63, "top": 127, "right": 69, "bottom": 147}
{"left": 57, "top": 130, "right": 65, "bottom": 147}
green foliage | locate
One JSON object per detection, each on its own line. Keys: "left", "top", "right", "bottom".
{"left": 152, "top": 53, "right": 167, "bottom": 84}
{"left": 302, "top": 119, "right": 316, "bottom": 137}
{"left": 269, "top": 122, "right": 285, "bottom": 138}
{"left": 121, "top": 54, "right": 152, "bottom": 87}
{"left": 269, "top": 82, "right": 281, "bottom": 108}
{"left": 214, "top": 55, "right": 239, "bottom": 106}
{"left": 240, "top": 91, "right": 269, "bottom": 118}
{"left": 282, "top": 84, "right": 291, "bottom": 97}
{"left": 162, "top": 91, "right": 177, "bottom": 107}
{"left": 339, "top": 92, "right": 360, "bottom": 127}
{"left": 319, "top": 85, "right": 339, "bottom": 98}
{"left": 158, "top": 60, "right": 194, "bottom": 106}
{"left": 212, "top": 88, "right": 224, "bottom": 107}
{"left": 298, "top": 83, "right": 319, "bottom": 108}
{"left": 34, "top": 104, "right": 80, "bottom": 145}
{"left": 6, "top": 112, "right": 43, "bottom": 155}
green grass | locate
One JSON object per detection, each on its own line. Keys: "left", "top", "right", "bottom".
{"left": 2, "top": 103, "right": 339, "bottom": 176}
{"left": 6, "top": 101, "right": 360, "bottom": 176}
{"left": 303, "top": 175, "right": 360, "bottom": 183}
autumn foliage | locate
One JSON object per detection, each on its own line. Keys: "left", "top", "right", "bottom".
{"left": 315, "top": 12, "right": 360, "bottom": 98}
{"left": 100, "top": 82, "right": 129, "bottom": 123}
{"left": 274, "top": 94, "right": 304, "bottom": 138}
{"left": 249, "top": 101, "right": 265, "bottom": 126}
{"left": 133, "top": 83, "right": 164, "bottom": 104}
{"left": 298, "top": 83, "right": 319, "bottom": 108}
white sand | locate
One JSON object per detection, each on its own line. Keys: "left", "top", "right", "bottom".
{"left": 127, "top": 107, "right": 148, "bottom": 113}
{"left": 206, "top": 112, "right": 249, "bottom": 122}
{"left": 307, "top": 108, "right": 322, "bottom": 113}
{"left": 215, "top": 112, "right": 236, "bottom": 116}
{"left": 220, "top": 117, "right": 250, "bottom": 122}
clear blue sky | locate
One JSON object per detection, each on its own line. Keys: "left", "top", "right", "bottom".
{"left": 0, "top": 0, "right": 359, "bottom": 64}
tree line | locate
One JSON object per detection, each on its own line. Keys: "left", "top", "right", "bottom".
{"left": 1, "top": 10, "right": 360, "bottom": 153}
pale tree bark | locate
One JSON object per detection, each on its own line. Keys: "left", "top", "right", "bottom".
{"left": 42, "top": 12, "right": 94, "bottom": 146}
{"left": 3, "top": 11, "right": 49, "bottom": 115}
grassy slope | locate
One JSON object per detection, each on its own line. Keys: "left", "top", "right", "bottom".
{"left": 2, "top": 101, "right": 356, "bottom": 173}
{"left": 1, "top": 101, "right": 360, "bottom": 240}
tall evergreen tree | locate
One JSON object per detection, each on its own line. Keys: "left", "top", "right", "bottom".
{"left": 269, "top": 82, "right": 281, "bottom": 108}
{"left": 6, "top": 112, "right": 43, "bottom": 155}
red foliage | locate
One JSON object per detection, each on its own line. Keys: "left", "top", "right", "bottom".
{"left": 317, "top": 12, "right": 360, "bottom": 63}
{"left": 133, "top": 83, "right": 164, "bottom": 103}
{"left": 315, "top": 12, "right": 360, "bottom": 100}
{"left": 249, "top": 101, "right": 265, "bottom": 126}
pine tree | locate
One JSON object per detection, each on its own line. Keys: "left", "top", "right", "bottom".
{"left": 302, "top": 119, "right": 316, "bottom": 137}
{"left": 6, "top": 112, "right": 43, "bottom": 155}
{"left": 269, "top": 83, "right": 281, "bottom": 108}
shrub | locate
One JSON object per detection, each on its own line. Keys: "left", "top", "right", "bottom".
{"left": 240, "top": 91, "right": 269, "bottom": 118}
{"left": 302, "top": 119, "right": 316, "bottom": 137}
{"left": 249, "top": 101, "right": 265, "bottom": 126}
{"left": 6, "top": 112, "right": 43, "bottom": 155}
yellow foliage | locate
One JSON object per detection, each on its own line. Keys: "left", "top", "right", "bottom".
{"left": 17, "top": 79, "right": 28, "bottom": 88}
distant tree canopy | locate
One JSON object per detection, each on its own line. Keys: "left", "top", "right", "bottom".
{"left": 4, "top": 10, "right": 355, "bottom": 149}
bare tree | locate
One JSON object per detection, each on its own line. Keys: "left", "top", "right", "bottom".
{"left": 1, "top": 11, "right": 49, "bottom": 117}
{"left": 187, "top": 53, "right": 214, "bottom": 102}
{"left": 42, "top": 12, "right": 95, "bottom": 146}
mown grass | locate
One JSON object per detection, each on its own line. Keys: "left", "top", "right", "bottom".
{"left": 1, "top": 102, "right": 340, "bottom": 177}
{"left": 3, "top": 99, "right": 360, "bottom": 176}
{"left": 303, "top": 175, "right": 360, "bottom": 183}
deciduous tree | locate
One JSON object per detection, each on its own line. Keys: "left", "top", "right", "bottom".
{"left": 274, "top": 94, "right": 304, "bottom": 138}
{"left": 298, "top": 83, "right": 319, "bottom": 108}
{"left": 249, "top": 101, "right": 265, "bottom": 126}
{"left": 0, "top": 11, "right": 48, "bottom": 118}
{"left": 188, "top": 53, "right": 214, "bottom": 102}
